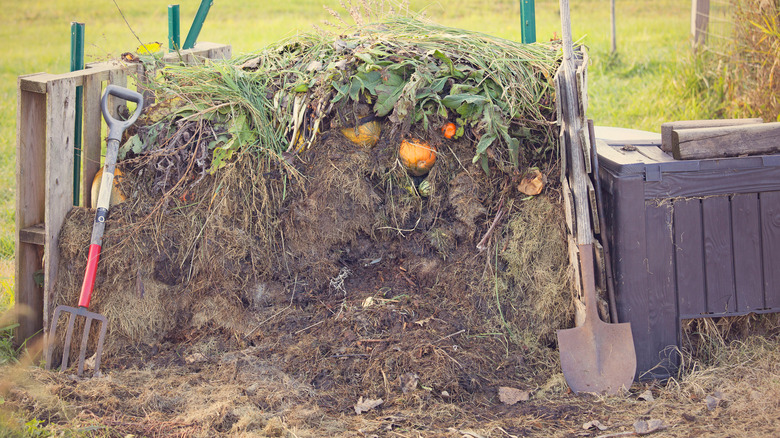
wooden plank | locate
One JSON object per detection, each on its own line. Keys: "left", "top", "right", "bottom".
{"left": 82, "top": 73, "right": 103, "bottom": 208}
{"left": 15, "top": 82, "right": 47, "bottom": 345}
{"left": 593, "top": 239, "right": 606, "bottom": 293}
{"left": 554, "top": 71, "right": 563, "bottom": 127}
{"left": 19, "top": 61, "right": 125, "bottom": 94}
{"left": 107, "top": 69, "right": 128, "bottom": 120}
{"left": 702, "top": 196, "right": 736, "bottom": 314}
{"left": 673, "top": 198, "right": 707, "bottom": 316}
{"left": 761, "top": 191, "right": 780, "bottom": 309}
{"left": 579, "top": 127, "right": 592, "bottom": 174}
{"left": 562, "top": 176, "right": 575, "bottom": 236}
{"left": 731, "top": 194, "right": 764, "bottom": 312}
{"left": 661, "top": 118, "right": 763, "bottom": 152}
{"left": 44, "top": 77, "right": 77, "bottom": 334}
{"left": 644, "top": 201, "right": 679, "bottom": 372}
{"left": 206, "top": 43, "right": 232, "bottom": 60}
{"left": 568, "top": 235, "right": 582, "bottom": 325}
{"left": 646, "top": 166, "right": 780, "bottom": 200}
{"left": 672, "top": 122, "right": 780, "bottom": 160}
{"left": 19, "top": 224, "right": 45, "bottom": 246}
{"left": 575, "top": 51, "right": 588, "bottom": 124}
{"left": 587, "top": 177, "right": 599, "bottom": 235}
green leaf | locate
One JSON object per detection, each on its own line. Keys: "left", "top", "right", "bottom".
{"left": 480, "top": 155, "right": 490, "bottom": 175}
{"left": 374, "top": 84, "right": 404, "bottom": 117}
{"left": 442, "top": 94, "right": 489, "bottom": 110}
{"left": 355, "top": 52, "right": 374, "bottom": 65}
{"left": 331, "top": 82, "right": 350, "bottom": 103}
{"left": 348, "top": 78, "right": 362, "bottom": 102}
{"left": 474, "top": 132, "right": 496, "bottom": 158}
{"left": 354, "top": 70, "right": 382, "bottom": 95}
{"left": 431, "top": 49, "right": 465, "bottom": 79}
{"left": 508, "top": 136, "right": 520, "bottom": 167}
{"left": 430, "top": 77, "right": 448, "bottom": 93}
{"left": 292, "top": 83, "right": 309, "bottom": 93}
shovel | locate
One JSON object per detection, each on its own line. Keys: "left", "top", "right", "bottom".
{"left": 555, "top": 0, "right": 636, "bottom": 394}
{"left": 46, "top": 84, "right": 143, "bottom": 376}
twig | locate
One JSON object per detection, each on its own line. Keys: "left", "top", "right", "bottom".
{"left": 295, "top": 319, "right": 325, "bottom": 334}
{"left": 111, "top": 0, "right": 149, "bottom": 53}
{"left": 595, "top": 432, "right": 635, "bottom": 438}
{"left": 435, "top": 329, "right": 465, "bottom": 343}
{"left": 477, "top": 198, "right": 505, "bottom": 251}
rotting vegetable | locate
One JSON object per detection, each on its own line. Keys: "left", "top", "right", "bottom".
{"left": 341, "top": 120, "right": 381, "bottom": 147}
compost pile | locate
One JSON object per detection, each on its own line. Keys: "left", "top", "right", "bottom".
{"left": 42, "top": 14, "right": 582, "bottom": 435}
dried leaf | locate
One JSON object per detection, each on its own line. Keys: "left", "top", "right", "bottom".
{"left": 583, "top": 420, "right": 608, "bottom": 431}
{"left": 354, "top": 397, "right": 383, "bottom": 415}
{"left": 414, "top": 316, "right": 433, "bottom": 327}
{"left": 400, "top": 372, "right": 419, "bottom": 394}
{"left": 637, "top": 389, "right": 654, "bottom": 402}
{"left": 239, "top": 56, "right": 261, "bottom": 70}
{"left": 518, "top": 169, "right": 546, "bottom": 196}
{"left": 633, "top": 418, "right": 666, "bottom": 435}
{"left": 705, "top": 394, "right": 721, "bottom": 410}
{"left": 498, "top": 386, "right": 530, "bottom": 405}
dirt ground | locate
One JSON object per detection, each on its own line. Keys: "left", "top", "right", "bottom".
{"left": 2, "top": 121, "right": 780, "bottom": 437}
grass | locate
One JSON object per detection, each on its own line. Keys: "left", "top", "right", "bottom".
{"left": 0, "top": 2, "right": 705, "bottom": 311}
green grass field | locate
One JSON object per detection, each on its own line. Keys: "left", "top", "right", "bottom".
{"left": 0, "top": 0, "right": 703, "bottom": 309}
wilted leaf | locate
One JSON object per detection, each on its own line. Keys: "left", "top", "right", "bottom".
{"left": 637, "top": 389, "right": 655, "bottom": 402}
{"left": 354, "top": 397, "right": 383, "bottom": 415}
{"left": 517, "top": 169, "right": 546, "bottom": 196}
{"left": 582, "top": 420, "right": 608, "bottom": 431}
{"left": 634, "top": 418, "right": 666, "bottom": 435}
{"left": 414, "top": 316, "right": 433, "bottom": 327}
{"left": 239, "top": 56, "right": 261, "bottom": 70}
{"left": 498, "top": 386, "right": 529, "bottom": 405}
{"left": 705, "top": 394, "right": 721, "bottom": 411}
{"left": 399, "top": 373, "right": 419, "bottom": 394}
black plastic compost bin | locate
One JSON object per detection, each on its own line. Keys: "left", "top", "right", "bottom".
{"left": 594, "top": 127, "right": 780, "bottom": 380}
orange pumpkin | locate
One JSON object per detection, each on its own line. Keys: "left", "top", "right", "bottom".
{"left": 90, "top": 166, "right": 127, "bottom": 208}
{"left": 441, "top": 122, "right": 456, "bottom": 139}
{"left": 399, "top": 138, "right": 437, "bottom": 176}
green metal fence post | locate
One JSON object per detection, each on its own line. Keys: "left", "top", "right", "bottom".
{"left": 168, "top": 4, "right": 180, "bottom": 52}
{"left": 70, "top": 22, "right": 85, "bottom": 206}
{"left": 183, "top": 0, "right": 213, "bottom": 50}
{"left": 520, "top": 0, "right": 536, "bottom": 44}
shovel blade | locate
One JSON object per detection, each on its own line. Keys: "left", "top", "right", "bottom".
{"left": 46, "top": 305, "right": 108, "bottom": 377}
{"left": 557, "top": 319, "right": 636, "bottom": 394}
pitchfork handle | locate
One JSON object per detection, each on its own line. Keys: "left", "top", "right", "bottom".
{"left": 78, "top": 85, "right": 143, "bottom": 308}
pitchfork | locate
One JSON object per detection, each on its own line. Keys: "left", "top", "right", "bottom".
{"left": 46, "top": 85, "right": 143, "bottom": 376}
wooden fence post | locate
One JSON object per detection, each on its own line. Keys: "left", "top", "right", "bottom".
{"left": 691, "top": 0, "right": 710, "bottom": 48}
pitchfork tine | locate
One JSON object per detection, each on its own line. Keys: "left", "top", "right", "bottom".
{"left": 77, "top": 316, "right": 93, "bottom": 377}
{"left": 93, "top": 316, "right": 108, "bottom": 374}
{"left": 61, "top": 311, "right": 77, "bottom": 371}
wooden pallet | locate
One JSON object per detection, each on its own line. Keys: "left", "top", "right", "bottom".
{"left": 15, "top": 42, "right": 231, "bottom": 347}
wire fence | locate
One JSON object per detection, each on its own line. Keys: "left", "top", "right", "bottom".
{"left": 701, "top": 0, "right": 735, "bottom": 55}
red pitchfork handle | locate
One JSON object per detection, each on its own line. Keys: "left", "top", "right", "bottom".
{"left": 78, "top": 85, "right": 143, "bottom": 308}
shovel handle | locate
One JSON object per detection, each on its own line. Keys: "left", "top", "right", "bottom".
{"left": 101, "top": 84, "right": 144, "bottom": 142}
